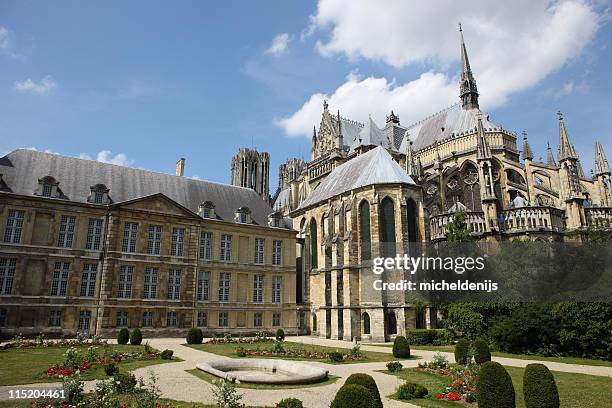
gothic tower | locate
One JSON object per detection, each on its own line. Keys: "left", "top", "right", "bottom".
{"left": 594, "top": 141, "right": 611, "bottom": 207}
{"left": 556, "top": 112, "right": 584, "bottom": 229}
{"left": 459, "top": 24, "right": 479, "bottom": 110}
{"left": 230, "top": 148, "right": 270, "bottom": 203}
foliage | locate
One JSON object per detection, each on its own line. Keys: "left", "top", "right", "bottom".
{"left": 432, "top": 352, "right": 450, "bottom": 369}
{"left": 396, "top": 382, "right": 428, "bottom": 400}
{"left": 114, "top": 372, "right": 137, "bottom": 393}
{"left": 63, "top": 347, "right": 81, "bottom": 370}
{"left": 275, "top": 329, "right": 285, "bottom": 341}
{"left": 132, "top": 371, "right": 162, "bottom": 408}
{"left": 405, "top": 329, "right": 454, "bottom": 346}
{"left": 211, "top": 379, "right": 244, "bottom": 408}
{"left": 454, "top": 339, "right": 470, "bottom": 365}
{"left": 392, "top": 336, "right": 410, "bottom": 358}
{"left": 160, "top": 349, "right": 174, "bottom": 360}
{"left": 276, "top": 398, "right": 303, "bottom": 408}
{"left": 235, "top": 347, "right": 247, "bottom": 357}
{"left": 328, "top": 351, "right": 343, "bottom": 362}
{"left": 386, "top": 361, "right": 403, "bottom": 372}
{"left": 523, "top": 363, "right": 560, "bottom": 408}
{"left": 62, "top": 374, "right": 84, "bottom": 405}
{"left": 104, "top": 362, "right": 118, "bottom": 376}
{"left": 273, "top": 340, "right": 285, "bottom": 354}
{"left": 445, "top": 209, "right": 472, "bottom": 242}
{"left": 129, "top": 328, "right": 143, "bottom": 346}
{"left": 330, "top": 384, "right": 374, "bottom": 408}
{"left": 446, "top": 303, "right": 485, "bottom": 338}
{"left": 345, "top": 373, "right": 382, "bottom": 408}
{"left": 117, "top": 328, "right": 130, "bottom": 345}
{"left": 477, "top": 361, "right": 515, "bottom": 408}
{"left": 349, "top": 344, "right": 363, "bottom": 358}
{"left": 473, "top": 338, "right": 491, "bottom": 364}
{"left": 186, "top": 328, "right": 204, "bottom": 345}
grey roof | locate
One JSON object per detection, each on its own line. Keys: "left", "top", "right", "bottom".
{"left": 0, "top": 149, "right": 280, "bottom": 227}
{"left": 273, "top": 186, "right": 292, "bottom": 212}
{"left": 296, "top": 146, "right": 416, "bottom": 211}
{"left": 330, "top": 116, "right": 364, "bottom": 150}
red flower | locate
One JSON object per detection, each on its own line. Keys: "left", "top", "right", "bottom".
{"left": 435, "top": 394, "right": 445, "bottom": 399}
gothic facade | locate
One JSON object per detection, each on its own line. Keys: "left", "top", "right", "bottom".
{"left": 230, "top": 148, "right": 271, "bottom": 203}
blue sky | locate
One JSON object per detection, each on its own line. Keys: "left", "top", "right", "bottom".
{"left": 1, "top": 1, "right": 610, "bottom": 189}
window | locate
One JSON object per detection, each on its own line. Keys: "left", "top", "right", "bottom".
{"left": 218, "top": 311, "right": 228, "bottom": 327}
{"left": 50, "top": 261, "right": 69, "bottom": 297}
{"left": 202, "top": 207, "right": 212, "bottom": 218}
{"left": 86, "top": 218, "right": 103, "bottom": 250}
{"left": 79, "top": 264, "right": 97, "bottom": 297}
{"left": 379, "top": 197, "right": 396, "bottom": 257}
{"left": 272, "top": 276, "right": 282, "bottom": 304}
{"left": 272, "top": 312, "right": 281, "bottom": 327}
{"left": 3, "top": 209, "right": 25, "bottom": 244}
{"left": 196, "top": 271, "right": 210, "bottom": 301}
{"left": 49, "top": 310, "right": 62, "bottom": 327}
{"left": 147, "top": 225, "right": 162, "bottom": 255}
{"left": 143, "top": 267, "right": 158, "bottom": 299}
{"left": 220, "top": 234, "right": 232, "bottom": 261}
{"left": 0, "top": 309, "right": 7, "bottom": 326}
{"left": 219, "top": 272, "right": 230, "bottom": 302}
{"left": 166, "top": 311, "right": 178, "bottom": 327}
{"left": 362, "top": 312, "right": 371, "bottom": 335}
{"left": 0, "top": 258, "right": 17, "bottom": 295}
{"left": 359, "top": 200, "right": 372, "bottom": 260}
{"left": 117, "top": 265, "right": 133, "bottom": 298}
{"left": 253, "top": 275, "right": 264, "bottom": 303}
{"left": 199, "top": 201, "right": 215, "bottom": 219}
{"left": 42, "top": 182, "right": 53, "bottom": 197}
{"left": 57, "top": 215, "right": 76, "bottom": 248}
{"left": 272, "top": 240, "right": 282, "bottom": 266}
{"left": 199, "top": 232, "right": 212, "bottom": 260}
{"left": 197, "top": 311, "right": 208, "bottom": 327}
{"left": 254, "top": 238, "right": 264, "bottom": 264}
{"left": 167, "top": 269, "right": 181, "bottom": 300}
{"left": 142, "top": 311, "right": 153, "bottom": 327}
{"left": 93, "top": 191, "right": 104, "bottom": 204}
{"left": 116, "top": 311, "right": 128, "bottom": 327}
{"left": 78, "top": 310, "right": 91, "bottom": 332}
{"left": 122, "top": 222, "right": 138, "bottom": 252}
{"left": 310, "top": 219, "right": 318, "bottom": 269}
{"left": 240, "top": 212, "right": 248, "bottom": 224}
{"left": 254, "top": 312, "right": 263, "bottom": 327}
{"left": 171, "top": 228, "right": 185, "bottom": 256}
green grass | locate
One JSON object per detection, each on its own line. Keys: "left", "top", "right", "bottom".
{"left": 186, "top": 340, "right": 417, "bottom": 364}
{"left": 384, "top": 366, "right": 612, "bottom": 408}
{"left": 186, "top": 368, "right": 339, "bottom": 389}
{"left": 0, "top": 344, "right": 180, "bottom": 386}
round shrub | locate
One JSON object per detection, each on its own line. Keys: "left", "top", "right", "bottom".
{"left": 386, "top": 361, "right": 403, "bottom": 372}
{"left": 129, "top": 328, "right": 142, "bottom": 345}
{"left": 477, "top": 361, "right": 515, "bottom": 408}
{"left": 186, "top": 328, "right": 203, "bottom": 344}
{"left": 454, "top": 338, "right": 469, "bottom": 365}
{"left": 328, "top": 351, "right": 343, "bottom": 362}
{"left": 523, "top": 363, "right": 559, "bottom": 408}
{"left": 161, "top": 349, "right": 174, "bottom": 360}
{"left": 392, "top": 336, "right": 411, "bottom": 358}
{"left": 330, "top": 384, "right": 374, "bottom": 408}
{"left": 396, "top": 382, "right": 428, "bottom": 400}
{"left": 275, "top": 328, "right": 285, "bottom": 341}
{"left": 473, "top": 338, "right": 491, "bottom": 364}
{"left": 276, "top": 398, "right": 303, "bottom": 408}
{"left": 345, "top": 373, "right": 382, "bottom": 408}
{"left": 117, "top": 328, "right": 129, "bottom": 345}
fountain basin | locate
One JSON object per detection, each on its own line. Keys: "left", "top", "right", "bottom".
{"left": 196, "top": 359, "right": 329, "bottom": 384}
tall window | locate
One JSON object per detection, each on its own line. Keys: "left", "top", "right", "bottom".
{"left": 196, "top": 271, "right": 210, "bottom": 301}
{"left": 359, "top": 200, "right": 371, "bottom": 260}
{"left": 147, "top": 225, "right": 162, "bottom": 255}
{"left": 122, "top": 222, "right": 138, "bottom": 252}
{"left": 78, "top": 310, "right": 91, "bottom": 332}
{"left": 219, "top": 272, "right": 230, "bottom": 302}
{"left": 220, "top": 234, "right": 232, "bottom": 261}
{"left": 310, "top": 219, "right": 318, "bottom": 269}
{"left": 3, "top": 209, "right": 25, "bottom": 244}
{"left": 218, "top": 311, "right": 228, "bottom": 327}
{"left": 93, "top": 190, "right": 104, "bottom": 204}
{"left": 362, "top": 312, "right": 371, "bottom": 334}
{"left": 379, "top": 197, "right": 396, "bottom": 257}
{"left": 167, "top": 269, "right": 181, "bottom": 300}
{"left": 166, "top": 311, "right": 178, "bottom": 327}
{"left": 272, "top": 240, "right": 282, "bottom": 265}
{"left": 79, "top": 264, "right": 97, "bottom": 297}
{"left": 272, "top": 276, "right": 282, "bottom": 304}
{"left": 254, "top": 312, "right": 263, "bottom": 327}
{"left": 142, "top": 311, "right": 153, "bottom": 327}
{"left": 117, "top": 265, "right": 133, "bottom": 298}
{"left": 86, "top": 218, "right": 103, "bottom": 250}
{"left": 116, "top": 311, "right": 128, "bottom": 327}
{"left": 42, "top": 182, "right": 53, "bottom": 197}
{"left": 254, "top": 238, "right": 264, "bottom": 264}
{"left": 272, "top": 312, "right": 281, "bottom": 327}
{"left": 0, "top": 258, "right": 17, "bottom": 295}
{"left": 49, "top": 310, "right": 62, "bottom": 327}
{"left": 143, "top": 267, "right": 158, "bottom": 299}
{"left": 199, "top": 231, "right": 212, "bottom": 260}
{"left": 57, "top": 215, "right": 76, "bottom": 248}
{"left": 197, "top": 311, "right": 207, "bottom": 327}
{"left": 171, "top": 228, "right": 185, "bottom": 256}
{"left": 253, "top": 275, "right": 264, "bottom": 303}
{"left": 50, "top": 261, "right": 69, "bottom": 297}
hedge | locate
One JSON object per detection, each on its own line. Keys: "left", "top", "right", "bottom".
{"left": 330, "top": 384, "right": 373, "bottom": 408}
{"left": 275, "top": 328, "right": 285, "bottom": 341}
{"left": 392, "top": 336, "right": 411, "bottom": 358}
{"left": 454, "top": 338, "right": 469, "bottom": 365}
{"left": 405, "top": 329, "right": 453, "bottom": 345}
{"left": 345, "top": 373, "right": 382, "bottom": 408}
{"left": 129, "top": 328, "right": 142, "bottom": 345}
{"left": 117, "top": 328, "right": 129, "bottom": 345}
{"left": 473, "top": 338, "right": 491, "bottom": 364}
{"left": 476, "top": 361, "right": 515, "bottom": 408}
{"left": 186, "top": 328, "right": 203, "bottom": 344}
{"left": 523, "top": 363, "right": 559, "bottom": 408}
{"left": 276, "top": 398, "right": 303, "bottom": 408}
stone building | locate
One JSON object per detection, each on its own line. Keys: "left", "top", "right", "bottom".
{"left": 0, "top": 150, "right": 300, "bottom": 338}
{"left": 230, "top": 148, "right": 271, "bottom": 203}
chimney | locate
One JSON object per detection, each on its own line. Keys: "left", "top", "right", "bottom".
{"left": 175, "top": 158, "right": 185, "bottom": 177}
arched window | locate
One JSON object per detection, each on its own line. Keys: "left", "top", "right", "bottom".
{"left": 406, "top": 198, "right": 418, "bottom": 243}
{"left": 386, "top": 311, "right": 397, "bottom": 335}
{"left": 362, "top": 312, "right": 371, "bottom": 335}
{"left": 312, "top": 313, "right": 318, "bottom": 332}
{"left": 359, "top": 200, "right": 371, "bottom": 260}
{"left": 310, "top": 219, "right": 318, "bottom": 269}
{"left": 379, "top": 197, "right": 396, "bottom": 257}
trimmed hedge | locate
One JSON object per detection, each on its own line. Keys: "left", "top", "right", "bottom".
{"left": 396, "top": 382, "right": 428, "bottom": 400}
{"left": 117, "top": 328, "right": 130, "bottom": 345}
{"left": 405, "top": 329, "right": 453, "bottom": 345}
{"left": 129, "top": 328, "right": 142, "bottom": 345}
{"left": 276, "top": 398, "right": 303, "bottom": 408}
{"left": 523, "top": 363, "right": 559, "bottom": 408}
{"left": 275, "top": 328, "right": 286, "bottom": 341}
{"left": 473, "top": 338, "right": 491, "bottom": 364}
{"left": 392, "top": 336, "right": 411, "bottom": 358}
{"left": 186, "top": 328, "right": 203, "bottom": 344}
{"left": 454, "top": 339, "right": 469, "bottom": 365}
{"left": 345, "top": 373, "right": 382, "bottom": 408}
{"left": 330, "top": 384, "right": 374, "bottom": 408}
{"left": 477, "top": 361, "right": 515, "bottom": 408}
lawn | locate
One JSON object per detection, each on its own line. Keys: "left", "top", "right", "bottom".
{"left": 384, "top": 367, "right": 612, "bottom": 408}
{"left": 186, "top": 340, "right": 416, "bottom": 364}
{"left": 186, "top": 368, "right": 340, "bottom": 389}
{"left": 0, "top": 344, "right": 179, "bottom": 386}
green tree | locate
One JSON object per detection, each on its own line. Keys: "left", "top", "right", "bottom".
{"left": 445, "top": 209, "right": 471, "bottom": 242}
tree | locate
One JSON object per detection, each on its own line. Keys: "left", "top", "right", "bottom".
{"left": 445, "top": 209, "right": 472, "bottom": 242}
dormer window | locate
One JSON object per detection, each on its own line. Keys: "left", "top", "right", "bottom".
{"left": 42, "top": 183, "right": 53, "bottom": 197}
{"left": 268, "top": 212, "right": 284, "bottom": 228}
{"left": 235, "top": 207, "right": 251, "bottom": 224}
{"left": 198, "top": 201, "right": 216, "bottom": 219}
{"left": 88, "top": 184, "right": 111, "bottom": 204}
{"left": 36, "top": 176, "right": 61, "bottom": 198}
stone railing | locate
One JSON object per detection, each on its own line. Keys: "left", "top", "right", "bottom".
{"left": 498, "top": 206, "right": 565, "bottom": 232}
{"left": 429, "top": 211, "right": 486, "bottom": 240}
{"left": 585, "top": 207, "right": 612, "bottom": 228}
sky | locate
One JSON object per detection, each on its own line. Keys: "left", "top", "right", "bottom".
{"left": 1, "top": 0, "right": 611, "bottom": 189}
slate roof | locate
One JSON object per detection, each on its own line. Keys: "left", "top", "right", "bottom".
{"left": 296, "top": 146, "right": 416, "bottom": 211}
{"left": 0, "top": 149, "right": 281, "bottom": 227}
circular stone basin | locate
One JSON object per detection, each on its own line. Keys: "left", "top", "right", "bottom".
{"left": 196, "top": 359, "right": 329, "bottom": 384}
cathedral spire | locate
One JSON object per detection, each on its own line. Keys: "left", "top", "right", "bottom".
{"left": 476, "top": 114, "right": 491, "bottom": 160}
{"left": 546, "top": 142, "right": 557, "bottom": 167}
{"left": 557, "top": 111, "right": 578, "bottom": 161}
{"left": 521, "top": 131, "right": 533, "bottom": 161}
{"left": 595, "top": 141, "right": 610, "bottom": 176}
{"left": 459, "top": 23, "right": 479, "bottom": 110}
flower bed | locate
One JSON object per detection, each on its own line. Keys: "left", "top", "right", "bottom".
{"left": 417, "top": 361, "right": 478, "bottom": 404}
{"left": 235, "top": 342, "right": 365, "bottom": 362}
{"left": 2, "top": 333, "right": 107, "bottom": 350}
{"left": 205, "top": 331, "right": 273, "bottom": 345}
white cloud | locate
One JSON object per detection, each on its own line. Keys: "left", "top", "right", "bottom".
{"left": 0, "top": 27, "right": 9, "bottom": 49}
{"left": 265, "top": 33, "right": 291, "bottom": 56}
{"left": 14, "top": 76, "right": 58, "bottom": 95}
{"left": 80, "top": 150, "right": 134, "bottom": 167}
{"left": 554, "top": 81, "right": 575, "bottom": 99}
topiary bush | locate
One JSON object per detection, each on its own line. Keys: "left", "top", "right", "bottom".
{"left": 386, "top": 361, "right": 403, "bottom": 372}
{"left": 161, "top": 349, "right": 174, "bottom": 360}
{"left": 345, "top": 373, "right": 382, "bottom": 408}
{"left": 523, "top": 363, "right": 559, "bottom": 408}
{"left": 477, "top": 361, "right": 515, "bottom": 408}
{"left": 473, "top": 338, "right": 492, "bottom": 364}
{"left": 396, "top": 382, "right": 428, "bottom": 400}
{"left": 129, "top": 328, "right": 142, "bottom": 345}
{"left": 275, "top": 328, "right": 285, "bottom": 341}
{"left": 454, "top": 338, "right": 469, "bottom": 365}
{"left": 276, "top": 397, "right": 303, "bottom": 408}
{"left": 405, "top": 329, "right": 454, "bottom": 345}
{"left": 186, "top": 328, "right": 203, "bottom": 344}
{"left": 117, "top": 328, "right": 129, "bottom": 345}
{"left": 328, "top": 351, "right": 343, "bottom": 362}
{"left": 330, "top": 384, "right": 374, "bottom": 408}
{"left": 392, "top": 336, "right": 411, "bottom": 358}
